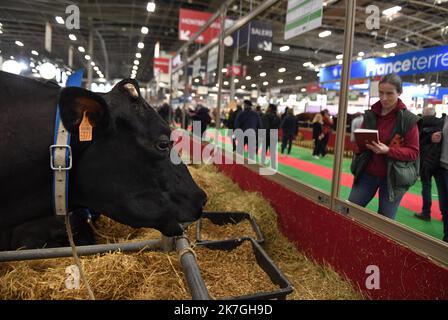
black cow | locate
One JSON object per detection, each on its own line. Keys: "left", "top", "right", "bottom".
{"left": 0, "top": 71, "right": 207, "bottom": 250}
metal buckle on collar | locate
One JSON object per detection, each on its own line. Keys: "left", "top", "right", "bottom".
{"left": 50, "top": 144, "right": 73, "bottom": 171}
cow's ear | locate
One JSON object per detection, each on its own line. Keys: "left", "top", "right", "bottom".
{"left": 59, "top": 87, "right": 110, "bottom": 134}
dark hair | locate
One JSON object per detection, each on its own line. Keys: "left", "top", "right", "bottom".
{"left": 379, "top": 73, "right": 403, "bottom": 94}
{"left": 243, "top": 100, "right": 252, "bottom": 107}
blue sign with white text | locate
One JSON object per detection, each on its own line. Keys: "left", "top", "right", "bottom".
{"left": 232, "top": 20, "right": 273, "bottom": 52}
{"left": 320, "top": 46, "right": 448, "bottom": 82}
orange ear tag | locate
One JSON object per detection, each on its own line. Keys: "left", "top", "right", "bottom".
{"left": 79, "top": 111, "right": 93, "bottom": 142}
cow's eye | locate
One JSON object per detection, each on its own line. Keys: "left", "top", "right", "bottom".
{"left": 155, "top": 138, "right": 172, "bottom": 152}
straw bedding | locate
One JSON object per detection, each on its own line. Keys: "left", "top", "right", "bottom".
{"left": 0, "top": 165, "right": 363, "bottom": 300}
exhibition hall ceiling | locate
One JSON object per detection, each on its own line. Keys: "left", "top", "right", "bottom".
{"left": 0, "top": 0, "right": 447, "bottom": 85}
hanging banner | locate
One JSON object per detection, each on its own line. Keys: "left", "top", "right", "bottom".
{"left": 232, "top": 20, "right": 273, "bottom": 52}
{"left": 154, "top": 57, "right": 170, "bottom": 74}
{"left": 207, "top": 45, "right": 219, "bottom": 72}
{"left": 45, "top": 22, "right": 52, "bottom": 53}
{"left": 284, "top": 0, "right": 323, "bottom": 40}
{"left": 178, "top": 9, "right": 221, "bottom": 44}
{"left": 192, "top": 58, "right": 201, "bottom": 78}
{"left": 320, "top": 45, "right": 448, "bottom": 82}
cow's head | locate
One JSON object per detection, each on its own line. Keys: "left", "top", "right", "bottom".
{"left": 58, "top": 79, "right": 207, "bottom": 236}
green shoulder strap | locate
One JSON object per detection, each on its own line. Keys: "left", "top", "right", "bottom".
{"left": 363, "top": 110, "right": 377, "bottom": 129}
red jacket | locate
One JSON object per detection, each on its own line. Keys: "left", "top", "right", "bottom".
{"left": 363, "top": 99, "right": 419, "bottom": 178}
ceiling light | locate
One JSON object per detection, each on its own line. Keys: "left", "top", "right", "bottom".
{"left": 419, "top": 78, "right": 425, "bottom": 82}
{"left": 338, "top": 60, "right": 343, "bottom": 64}
{"left": 279, "top": 45, "right": 290, "bottom": 52}
{"left": 381, "top": 54, "right": 388, "bottom": 58}
{"left": 222, "top": 68, "right": 228, "bottom": 73}
{"left": 357, "top": 57, "right": 363, "bottom": 61}
{"left": 136, "top": 53, "right": 142, "bottom": 58}
{"left": 132, "top": 65, "right": 138, "bottom": 70}
{"left": 251, "top": 84, "right": 257, "bottom": 88}
{"left": 15, "top": 40, "right": 24, "bottom": 47}
{"left": 223, "top": 81, "right": 229, "bottom": 85}
{"left": 278, "top": 67, "right": 286, "bottom": 73}
{"left": 384, "top": 42, "right": 397, "bottom": 49}
{"left": 141, "top": 26, "right": 149, "bottom": 34}
{"left": 245, "top": 76, "right": 251, "bottom": 80}
{"left": 0, "top": 30, "right": 3, "bottom": 34}
{"left": 389, "top": 52, "right": 395, "bottom": 57}
{"left": 2, "top": 60, "right": 22, "bottom": 75}
{"left": 431, "top": 82, "right": 437, "bottom": 86}
{"left": 234, "top": 78, "right": 239, "bottom": 83}
{"left": 194, "top": 78, "right": 199, "bottom": 83}
{"left": 68, "top": 34, "right": 77, "bottom": 41}
{"left": 55, "top": 16, "right": 64, "bottom": 24}
{"left": 382, "top": 6, "right": 402, "bottom": 16}
{"left": 301, "top": 88, "right": 306, "bottom": 92}
{"left": 277, "top": 79, "right": 283, "bottom": 84}
{"left": 31, "top": 50, "right": 38, "bottom": 56}
{"left": 134, "top": 60, "right": 140, "bottom": 65}
{"left": 336, "top": 54, "right": 343, "bottom": 60}
{"left": 295, "top": 76, "right": 302, "bottom": 80}
{"left": 321, "top": 64, "right": 326, "bottom": 68}
{"left": 85, "top": 55, "right": 91, "bottom": 60}
{"left": 39, "top": 62, "right": 57, "bottom": 79}
{"left": 78, "top": 46, "right": 85, "bottom": 53}
{"left": 263, "top": 81, "right": 269, "bottom": 86}
{"left": 241, "top": 85, "right": 246, "bottom": 89}
{"left": 254, "top": 55, "right": 262, "bottom": 61}
{"left": 318, "top": 30, "right": 331, "bottom": 38}
{"left": 303, "top": 61, "right": 311, "bottom": 67}
{"left": 30, "top": 62, "right": 35, "bottom": 67}
{"left": 94, "top": 66, "right": 99, "bottom": 71}
{"left": 91, "top": 61, "right": 95, "bottom": 66}
{"left": 260, "top": 72, "right": 266, "bottom": 77}
{"left": 138, "top": 42, "right": 144, "bottom": 49}
{"left": 358, "top": 51, "right": 365, "bottom": 57}
{"left": 147, "top": 1, "right": 156, "bottom": 12}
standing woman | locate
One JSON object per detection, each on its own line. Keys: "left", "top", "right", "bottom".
{"left": 312, "top": 113, "right": 324, "bottom": 159}
{"left": 349, "top": 73, "right": 420, "bottom": 219}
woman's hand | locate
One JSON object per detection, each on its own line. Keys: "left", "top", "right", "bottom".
{"left": 366, "top": 141, "right": 390, "bottom": 154}
{"left": 432, "top": 131, "right": 442, "bottom": 143}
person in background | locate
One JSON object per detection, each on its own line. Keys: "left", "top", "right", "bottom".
{"left": 350, "top": 112, "right": 364, "bottom": 143}
{"left": 190, "top": 104, "right": 211, "bottom": 138}
{"left": 261, "top": 103, "right": 281, "bottom": 162}
{"left": 280, "top": 108, "right": 298, "bottom": 155}
{"left": 158, "top": 103, "right": 172, "bottom": 124}
{"left": 312, "top": 113, "right": 324, "bottom": 159}
{"left": 430, "top": 114, "right": 448, "bottom": 242}
{"left": 320, "top": 109, "right": 333, "bottom": 157}
{"left": 174, "top": 107, "right": 183, "bottom": 125}
{"left": 348, "top": 73, "right": 420, "bottom": 220}
{"left": 415, "top": 107, "right": 442, "bottom": 222}
{"left": 235, "top": 100, "right": 263, "bottom": 156}
{"left": 281, "top": 107, "right": 289, "bottom": 121}
{"left": 255, "top": 105, "right": 263, "bottom": 116}
{"left": 228, "top": 103, "right": 242, "bottom": 151}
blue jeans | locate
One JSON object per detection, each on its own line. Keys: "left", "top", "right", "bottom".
{"left": 421, "top": 176, "right": 433, "bottom": 216}
{"left": 434, "top": 167, "right": 448, "bottom": 241}
{"left": 348, "top": 173, "right": 404, "bottom": 220}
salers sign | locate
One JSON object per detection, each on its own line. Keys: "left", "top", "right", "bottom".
{"left": 320, "top": 45, "right": 448, "bottom": 82}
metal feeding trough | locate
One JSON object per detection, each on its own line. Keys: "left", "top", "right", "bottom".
{"left": 196, "top": 211, "right": 264, "bottom": 244}
{"left": 196, "top": 237, "right": 293, "bottom": 300}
